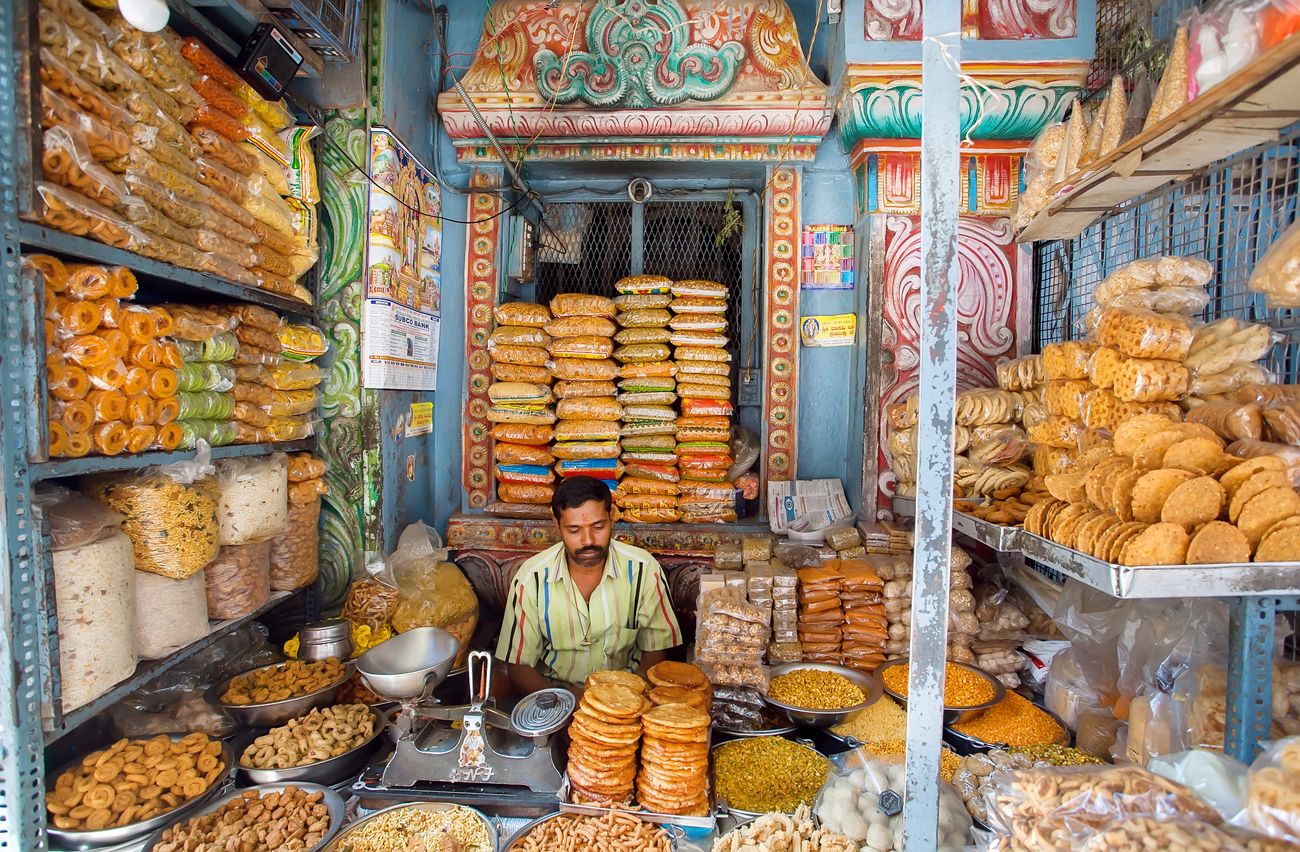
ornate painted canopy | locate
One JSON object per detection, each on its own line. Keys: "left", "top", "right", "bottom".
{"left": 438, "top": 0, "right": 832, "bottom": 162}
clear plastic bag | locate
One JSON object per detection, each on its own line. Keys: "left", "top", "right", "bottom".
{"left": 555, "top": 396, "right": 622, "bottom": 421}
{"left": 544, "top": 316, "right": 615, "bottom": 338}
{"left": 215, "top": 453, "right": 288, "bottom": 545}
{"left": 1043, "top": 379, "right": 1089, "bottom": 418}
{"left": 550, "top": 357, "right": 618, "bottom": 381}
{"left": 1188, "top": 318, "right": 1278, "bottom": 375}
{"left": 955, "top": 389, "right": 1021, "bottom": 425}
{"left": 554, "top": 419, "right": 621, "bottom": 441}
{"left": 1096, "top": 307, "right": 1195, "bottom": 360}
{"left": 997, "top": 354, "right": 1045, "bottom": 391}
{"left": 816, "top": 750, "right": 971, "bottom": 851}
{"left": 614, "top": 273, "right": 672, "bottom": 295}
{"left": 53, "top": 527, "right": 136, "bottom": 710}
{"left": 1112, "top": 356, "right": 1190, "bottom": 402}
{"left": 134, "top": 570, "right": 209, "bottom": 659}
{"left": 550, "top": 293, "right": 615, "bottom": 318}
{"left": 204, "top": 540, "right": 270, "bottom": 620}
{"left": 671, "top": 279, "right": 727, "bottom": 298}
{"left": 1043, "top": 340, "right": 1099, "bottom": 380}
{"left": 1186, "top": 400, "right": 1264, "bottom": 441}
{"left": 613, "top": 343, "right": 672, "bottom": 362}
{"left": 268, "top": 496, "right": 319, "bottom": 591}
{"left": 85, "top": 450, "right": 220, "bottom": 578}
{"left": 34, "top": 181, "right": 145, "bottom": 250}
{"left": 495, "top": 301, "right": 550, "bottom": 327}
{"left": 549, "top": 335, "right": 614, "bottom": 359}
{"left": 616, "top": 308, "right": 672, "bottom": 328}
{"left": 1192, "top": 363, "right": 1272, "bottom": 395}
{"left": 497, "top": 481, "right": 555, "bottom": 504}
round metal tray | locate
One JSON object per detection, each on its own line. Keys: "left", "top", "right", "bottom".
{"left": 140, "top": 782, "right": 345, "bottom": 852}
{"left": 46, "top": 736, "right": 235, "bottom": 850}
{"left": 875, "top": 657, "right": 1006, "bottom": 725}
{"left": 324, "top": 801, "right": 498, "bottom": 851}
{"left": 763, "top": 662, "right": 882, "bottom": 729}
{"left": 711, "top": 737, "right": 828, "bottom": 821}
{"left": 503, "top": 810, "right": 683, "bottom": 850}
{"left": 206, "top": 660, "right": 352, "bottom": 728}
{"left": 235, "top": 706, "right": 390, "bottom": 785}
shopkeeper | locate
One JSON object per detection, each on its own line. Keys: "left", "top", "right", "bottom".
{"left": 497, "top": 476, "right": 682, "bottom": 696}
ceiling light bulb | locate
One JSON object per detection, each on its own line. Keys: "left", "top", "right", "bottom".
{"left": 117, "top": 0, "right": 169, "bottom": 32}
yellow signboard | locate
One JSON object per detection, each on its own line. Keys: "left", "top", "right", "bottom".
{"left": 407, "top": 401, "right": 433, "bottom": 436}
{"left": 799, "top": 313, "right": 857, "bottom": 347}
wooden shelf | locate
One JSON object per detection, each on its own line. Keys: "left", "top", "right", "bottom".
{"left": 1017, "top": 33, "right": 1300, "bottom": 243}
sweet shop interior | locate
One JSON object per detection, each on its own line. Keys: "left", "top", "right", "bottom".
{"left": 8, "top": 0, "right": 1300, "bottom": 849}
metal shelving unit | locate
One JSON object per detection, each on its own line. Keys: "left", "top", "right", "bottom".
{"left": 43, "top": 590, "right": 298, "bottom": 743}
{"left": 0, "top": 0, "right": 326, "bottom": 844}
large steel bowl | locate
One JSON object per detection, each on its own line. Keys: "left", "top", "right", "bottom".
{"left": 325, "top": 801, "right": 497, "bottom": 851}
{"left": 235, "top": 706, "right": 390, "bottom": 785}
{"left": 876, "top": 657, "right": 1006, "bottom": 726}
{"left": 712, "top": 737, "right": 828, "bottom": 821}
{"left": 206, "top": 660, "right": 351, "bottom": 728}
{"left": 943, "top": 703, "right": 1071, "bottom": 755}
{"left": 356, "top": 627, "right": 459, "bottom": 701}
{"left": 141, "top": 782, "right": 345, "bottom": 852}
{"left": 763, "top": 663, "right": 882, "bottom": 729}
{"left": 46, "top": 736, "right": 234, "bottom": 850}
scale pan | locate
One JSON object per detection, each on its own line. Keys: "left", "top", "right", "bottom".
{"left": 358, "top": 627, "right": 460, "bottom": 700}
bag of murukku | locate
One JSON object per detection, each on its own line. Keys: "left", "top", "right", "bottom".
{"left": 495, "top": 301, "right": 550, "bottom": 327}
{"left": 615, "top": 274, "right": 672, "bottom": 295}
{"left": 85, "top": 451, "right": 220, "bottom": 578}
{"left": 550, "top": 293, "right": 616, "bottom": 318}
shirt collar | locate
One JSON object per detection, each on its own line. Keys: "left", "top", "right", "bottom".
{"left": 544, "top": 540, "right": 625, "bottom": 585}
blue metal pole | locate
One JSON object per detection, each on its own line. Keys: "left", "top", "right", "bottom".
{"left": 903, "top": 0, "right": 961, "bottom": 846}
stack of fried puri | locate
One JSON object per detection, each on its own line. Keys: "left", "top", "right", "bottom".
{"left": 638, "top": 702, "right": 711, "bottom": 816}
{"left": 567, "top": 674, "right": 649, "bottom": 806}
{"left": 646, "top": 661, "right": 712, "bottom": 710}
{"left": 839, "top": 560, "right": 888, "bottom": 673}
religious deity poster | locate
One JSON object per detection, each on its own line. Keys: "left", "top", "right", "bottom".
{"left": 362, "top": 127, "right": 443, "bottom": 389}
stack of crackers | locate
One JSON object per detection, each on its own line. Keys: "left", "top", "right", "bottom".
{"left": 638, "top": 700, "right": 710, "bottom": 816}
{"left": 567, "top": 671, "right": 650, "bottom": 806}
{"left": 1028, "top": 414, "right": 1300, "bottom": 565}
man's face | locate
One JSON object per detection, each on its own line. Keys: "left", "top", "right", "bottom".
{"left": 556, "top": 499, "right": 612, "bottom": 570}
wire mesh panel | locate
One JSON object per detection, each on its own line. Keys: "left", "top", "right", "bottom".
{"left": 535, "top": 199, "right": 747, "bottom": 355}
{"left": 1034, "top": 124, "right": 1300, "bottom": 384}
{"left": 1086, "top": 0, "right": 1202, "bottom": 99}
{"left": 537, "top": 202, "right": 632, "bottom": 302}
{"left": 643, "top": 200, "right": 745, "bottom": 337}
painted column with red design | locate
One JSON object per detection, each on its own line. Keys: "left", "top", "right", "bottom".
{"left": 462, "top": 171, "right": 503, "bottom": 511}
{"left": 763, "top": 166, "right": 801, "bottom": 485}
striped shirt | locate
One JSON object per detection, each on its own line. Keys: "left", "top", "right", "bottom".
{"left": 496, "top": 540, "right": 682, "bottom": 686}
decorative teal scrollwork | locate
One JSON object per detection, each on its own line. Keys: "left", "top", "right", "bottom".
{"left": 535, "top": 0, "right": 745, "bottom": 109}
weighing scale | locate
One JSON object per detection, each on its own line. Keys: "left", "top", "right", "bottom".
{"left": 353, "top": 629, "right": 574, "bottom": 816}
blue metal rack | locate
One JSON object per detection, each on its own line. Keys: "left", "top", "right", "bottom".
{"left": 0, "top": 0, "right": 323, "bottom": 844}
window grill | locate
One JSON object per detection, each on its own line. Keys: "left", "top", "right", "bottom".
{"left": 1033, "top": 123, "right": 1300, "bottom": 384}
{"left": 535, "top": 199, "right": 747, "bottom": 357}
{"left": 1085, "top": 0, "right": 1202, "bottom": 100}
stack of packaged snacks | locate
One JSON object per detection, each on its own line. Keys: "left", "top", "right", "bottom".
{"left": 30, "top": 0, "right": 316, "bottom": 303}
{"left": 33, "top": 256, "right": 182, "bottom": 458}
{"left": 547, "top": 294, "right": 622, "bottom": 494}
{"left": 270, "top": 452, "right": 327, "bottom": 591}
{"left": 164, "top": 304, "right": 241, "bottom": 449}
{"left": 797, "top": 565, "right": 842, "bottom": 664}
{"left": 271, "top": 320, "right": 327, "bottom": 438}
{"left": 874, "top": 546, "right": 978, "bottom": 664}
{"left": 612, "top": 278, "right": 680, "bottom": 522}
{"left": 488, "top": 301, "right": 556, "bottom": 509}
{"left": 696, "top": 586, "right": 770, "bottom": 703}
{"left": 827, "top": 524, "right": 867, "bottom": 561}
{"left": 670, "top": 279, "right": 735, "bottom": 523}
{"left": 838, "top": 560, "right": 887, "bottom": 673}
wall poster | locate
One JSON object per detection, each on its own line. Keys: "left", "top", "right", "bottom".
{"left": 800, "top": 224, "right": 855, "bottom": 290}
{"left": 362, "top": 126, "right": 443, "bottom": 389}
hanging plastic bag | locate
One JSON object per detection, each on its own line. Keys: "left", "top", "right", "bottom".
{"left": 384, "top": 522, "right": 479, "bottom": 668}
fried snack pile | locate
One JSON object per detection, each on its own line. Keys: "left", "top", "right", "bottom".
{"left": 46, "top": 733, "right": 224, "bottom": 831}
{"left": 239, "top": 704, "right": 374, "bottom": 769}
{"left": 220, "top": 657, "right": 344, "bottom": 705}
{"left": 714, "top": 805, "right": 857, "bottom": 852}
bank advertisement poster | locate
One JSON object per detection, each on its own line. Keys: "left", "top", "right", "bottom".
{"left": 362, "top": 127, "right": 443, "bottom": 389}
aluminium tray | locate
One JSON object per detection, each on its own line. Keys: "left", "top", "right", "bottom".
{"left": 1019, "top": 532, "right": 1300, "bottom": 599}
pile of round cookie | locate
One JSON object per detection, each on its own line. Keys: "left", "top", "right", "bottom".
{"left": 46, "top": 733, "right": 225, "bottom": 832}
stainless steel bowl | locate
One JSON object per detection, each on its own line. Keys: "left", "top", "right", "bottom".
{"left": 503, "top": 810, "right": 675, "bottom": 850}
{"left": 141, "top": 782, "right": 345, "bottom": 852}
{"left": 235, "top": 706, "right": 390, "bottom": 785}
{"left": 763, "top": 662, "right": 883, "bottom": 728}
{"left": 943, "top": 702, "right": 1071, "bottom": 755}
{"left": 46, "top": 736, "right": 234, "bottom": 850}
{"left": 206, "top": 660, "right": 352, "bottom": 728}
{"left": 357, "top": 627, "right": 459, "bottom": 701}
{"left": 712, "top": 736, "right": 828, "bottom": 821}
{"left": 326, "top": 801, "right": 498, "bottom": 851}
{"left": 876, "top": 657, "right": 1006, "bottom": 726}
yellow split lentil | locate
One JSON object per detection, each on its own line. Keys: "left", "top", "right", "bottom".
{"left": 831, "top": 695, "right": 907, "bottom": 743}
{"left": 714, "top": 736, "right": 829, "bottom": 814}
{"left": 953, "top": 690, "right": 1064, "bottom": 746}
{"left": 881, "top": 662, "right": 996, "bottom": 707}
{"left": 768, "top": 668, "right": 866, "bottom": 710}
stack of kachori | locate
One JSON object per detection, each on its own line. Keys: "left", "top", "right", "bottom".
{"left": 567, "top": 672, "right": 649, "bottom": 806}
{"left": 638, "top": 702, "right": 711, "bottom": 816}
{"left": 646, "top": 661, "right": 712, "bottom": 710}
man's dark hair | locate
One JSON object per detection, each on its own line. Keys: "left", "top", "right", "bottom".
{"left": 551, "top": 475, "right": 612, "bottom": 519}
